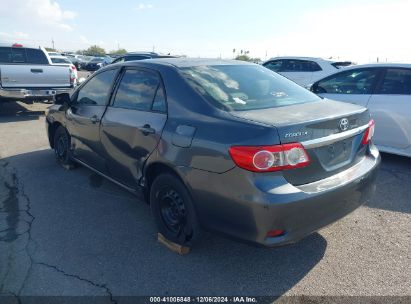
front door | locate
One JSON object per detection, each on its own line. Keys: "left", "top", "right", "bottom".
{"left": 66, "top": 68, "right": 119, "bottom": 172}
{"left": 367, "top": 68, "right": 411, "bottom": 150}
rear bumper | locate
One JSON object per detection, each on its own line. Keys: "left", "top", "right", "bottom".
{"left": 0, "top": 87, "right": 72, "bottom": 100}
{"left": 181, "top": 145, "right": 380, "bottom": 247}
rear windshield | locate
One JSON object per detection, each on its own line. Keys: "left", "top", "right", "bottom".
{"left": 180, "top": 64, "right": 320, "bottom": 111}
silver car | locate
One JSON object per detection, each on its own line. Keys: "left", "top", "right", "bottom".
{"left": 311, "top": 64, "right": 411, "bottom": 157}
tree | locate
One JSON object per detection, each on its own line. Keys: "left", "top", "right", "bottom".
{"left": 109, "top": 48, "right": 127, "bottom": 56}
{"left": 82, "top": 45, "right": 106, "bottom": 56}
{"left": 235, "top": 54, "right": 261, "bottom": 63}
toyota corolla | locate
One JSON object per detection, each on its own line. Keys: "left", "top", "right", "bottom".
{"left": 46, "top": 58, "right": 380, "bottom": 248}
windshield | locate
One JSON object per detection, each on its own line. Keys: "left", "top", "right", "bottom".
{"left": 180, "top": 64, "right": 320, "bottom": 111}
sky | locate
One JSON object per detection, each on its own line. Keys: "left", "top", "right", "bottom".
{"left": 0, "top": 0, "right": 410, "bottom": 63}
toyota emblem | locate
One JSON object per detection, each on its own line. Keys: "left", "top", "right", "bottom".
{"left": 339, "top": 118, "right": 349, "bottom": 131}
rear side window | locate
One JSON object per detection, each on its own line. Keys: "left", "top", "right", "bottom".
{"left": 282, "top": 60, "right": 321, "bottom": 72}
{"left": 152, "top": 85, "right": 167, "bottom": 112}
{"left": 379, "top": 69, "right": 411, "bottom": 95}
{"left": 113, "top": 69, "right": 160, "bottom": 111}
{"left": 11, "top": 48, "right": 26, "bottom": 63}
{"left": 76, "top": 69, "right": 118, "bottom": 106}
{"left": 26, "top": 48, "right": 48, "bottom": 64}
{"left": 313, "top": 69, "right": 379, "bottom": 94}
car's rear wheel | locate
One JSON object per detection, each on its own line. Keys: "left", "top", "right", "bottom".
{"left": 150, "top": 173, "right": 201, "bottom": 247}
{"left": 54, "top": 126, "right": 76, "bottom": 169}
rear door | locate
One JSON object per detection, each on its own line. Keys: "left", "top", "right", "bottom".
{"left": 66, "top": 68, "right": 120, "bottom": 172}
{"left": 0, "top": 47, "right": 70, "bottom": 88}
{"left": 100, "top": 67, "right": 167, "bottom": 187}
{"left": 312, "top": 68, "right": 382, "bottom": 107}
{"left": 367, "top": 68, "right": 411, "bottom": 150}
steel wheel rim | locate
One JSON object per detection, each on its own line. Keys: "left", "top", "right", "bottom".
{"left": 56, "top": 135, "right": 67, "bottom": 159}
{"left": 158, "top": 187, "right": 187, "bottom": 236}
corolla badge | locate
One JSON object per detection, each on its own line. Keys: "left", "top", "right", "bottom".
{"left": 339, "top": 118, "right": 349, "bottom": 131}
{"left": 284, "top": 131, "right": 308, "bottom": 138}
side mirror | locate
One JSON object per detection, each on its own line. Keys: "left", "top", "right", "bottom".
{"left": 54, "top": 92, "right": 71, "bottom": 105}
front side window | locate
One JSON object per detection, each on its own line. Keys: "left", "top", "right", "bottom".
{"left": 76, "top": 69, "right": 118, "bottom": 106}
{"left": 180, "top": 64, "right": 321, "bottom": 111}
{"left": 379, "top": 68, "right": 411, "bottom": 95}
{"left": 26, "top": 48, "right": 48, "bottom": 64}
{"left": 313, "top": 69, "right": 379, "bottom": 94}
{"left": 113, "top": 69, "right": 160, "bottom": 111}
{"left": 263, "top": 60, "right": 282, "bottom": 72}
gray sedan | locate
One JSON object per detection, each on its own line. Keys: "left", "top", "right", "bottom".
{"left": 46, "top": 58, "right": 380, "bottom": 248}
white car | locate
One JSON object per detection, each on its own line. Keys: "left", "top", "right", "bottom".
{"left": 263, "top": 57, "right": 352, "bottom": 87}
{"left": 310, "top": 63, "right": 411, "bottom": 157}
{"left": 49, "top": 55, "right": 78, "bottom": 85}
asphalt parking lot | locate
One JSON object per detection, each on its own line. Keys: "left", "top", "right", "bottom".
{"left": 0, "top": 101, "right": 410, "bottom": 301}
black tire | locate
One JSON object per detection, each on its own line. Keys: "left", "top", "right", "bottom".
{"left": 54, "top": 126, "right": 76, "bottom": 170}
{"left": 150, "top": 173, "right": 201, "bottom": 247}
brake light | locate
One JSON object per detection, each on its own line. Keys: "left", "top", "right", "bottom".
{"left": 229, "top": 143, "right": 310, "bottom": 172}
{"left": 12, "top": 43, "right": 23, "bottom": 48}
{"left": 71, "top": 64, "right": 76, "bottom": 70}
{"left": 361, "top": 119, "right": 375, "bottom": 145}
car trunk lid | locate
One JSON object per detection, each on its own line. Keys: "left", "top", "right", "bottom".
{"left": 230, "top": 99, "right": 371, "bottom": 185}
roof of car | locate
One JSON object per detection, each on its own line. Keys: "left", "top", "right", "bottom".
{"left": 342, "top": 63, "right": 411, "bottom": 69}
{"left": 267, "top": 56, "right": 335, "bottom": 62}
{"left": 124, "top": 58, "right": 254, "bottom": 68}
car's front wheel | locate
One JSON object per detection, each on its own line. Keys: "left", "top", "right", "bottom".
{"left": 54, "top": 126, "right": 76, "bottom": 170}
{"left": 150, "top": 173, "right": 201, "bottom": 247}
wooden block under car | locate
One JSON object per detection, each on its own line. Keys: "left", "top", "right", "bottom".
{"left": 157, "top": 233, "right": 190, "bottom": 255}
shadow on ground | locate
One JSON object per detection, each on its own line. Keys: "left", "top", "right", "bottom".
{"left": 1, "top": 149, "right": 328, "bottom": 297}
{"left": 365, "top": 152, "right": 411, "bottom": 214}
{"left": 0, "top": 100, "right": 47, "bottom": 123}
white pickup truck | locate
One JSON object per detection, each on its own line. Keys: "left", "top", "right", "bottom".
{"left": 0, "top": 43, "right": 73, "bottom": 102}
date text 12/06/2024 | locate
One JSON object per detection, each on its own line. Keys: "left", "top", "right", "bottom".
{"left": 149, "top": 296, "right": 258, "bottom": 303}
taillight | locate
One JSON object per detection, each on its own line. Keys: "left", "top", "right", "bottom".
{"left": 361, "top": 119, "right": 375, "bottom": 145}
{"left": 229, "top": 143, "right": 310, "bottom": 172}
{"left": 71, "top": 64, "right": 76, "bottom": 70}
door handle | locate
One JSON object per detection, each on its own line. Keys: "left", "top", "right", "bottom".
{"left": 139, "top": 124, "right": 156, "bottom": 135}
{"left": 30, "top": 69, "right": 43, "bottom": 73}
{"left": 90, "top": 115, "right": 100, "bottom": 124}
